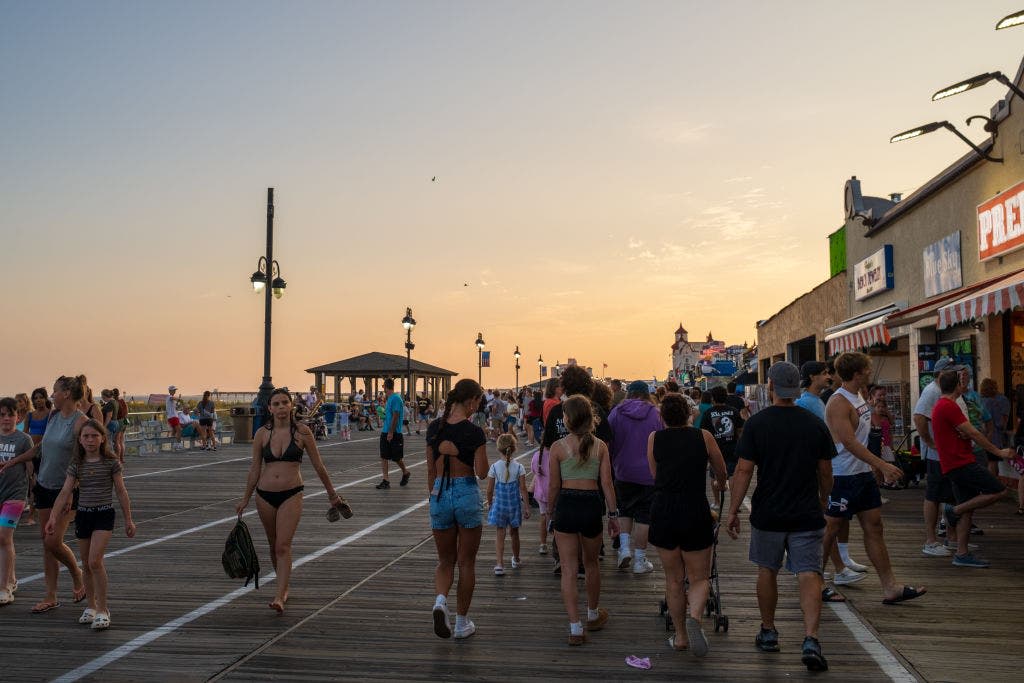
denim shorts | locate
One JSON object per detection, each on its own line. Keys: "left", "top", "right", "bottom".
{"left": 430, "top": 477, "right": 483, "bottom": 530}
{"left": 749, "top": 526, "right": 824, "bottom": 574}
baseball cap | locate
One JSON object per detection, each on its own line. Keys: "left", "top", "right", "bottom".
{"left": 799, "top": 361, "right": 828, "bottom": 388}
{"left": 168, "top": 385, "right": 177, "bottom": 393}
{"left": 932, "top": 357, "right": 964, "bottom": 373}
{"left": 626, "top": 380, "right": 650, "bottom": 395}
{"left": 767, "top": 362, "right": 801, "bottom": 399}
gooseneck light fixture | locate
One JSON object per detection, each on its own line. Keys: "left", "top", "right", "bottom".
{"left": 932, "top": 71, "right": 1024, "bottom": 103}
{"left": 889, "top": 120, "right": 1003, "bottom": 163}
{"left": 996, "top": 10, "right": 1024, "bottom": 30}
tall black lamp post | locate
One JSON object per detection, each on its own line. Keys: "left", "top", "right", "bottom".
{"left": 537, "top": 354, "right": 543, "bottom": 392}
{"left": 402, "top": 307, "right": 416, "bottom": 399}
{"left": 513, "top": 345, "right": 521, "bottom": 395}
{"left": 476, "top": 332, "right": 485, "bottom": 384}
{"left": 250, "top": 188, "right": 286, "bottom": 422}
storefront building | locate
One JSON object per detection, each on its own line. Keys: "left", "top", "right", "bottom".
{"left": 838, "top": 57, "right": 1024, "bottom": 456}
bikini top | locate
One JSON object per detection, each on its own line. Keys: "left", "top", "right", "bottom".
{"left": 261, "top": 424, "right": 304, "bottom": 463}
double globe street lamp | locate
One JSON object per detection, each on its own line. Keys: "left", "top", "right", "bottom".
{"left": 475, "top": 333, "right": 485, "bottom": 384}
{"left": 402, "top": 307, "right": 416, "bottom": 399}
{"left": 513, "top": 345, "right": 521, "bottom": 395}
{"left": 251, "top": 188, "right": 287, "bottom": 419}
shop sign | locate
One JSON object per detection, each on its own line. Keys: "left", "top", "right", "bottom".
{"left": 978, "top": 180, "right": 1024, "bottom": 261}
{"left": 923, "top": 231, "right": 963, "bottom": 297}
{"left": 854, "top": 245, "right": 894, "bottom": 301}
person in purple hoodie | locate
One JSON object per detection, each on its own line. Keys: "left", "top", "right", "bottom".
{"left": 607, "top": 381, "right": 664, "bottom": 574}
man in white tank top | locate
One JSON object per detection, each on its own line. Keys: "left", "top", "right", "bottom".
{"left": 823, "top": 352, "right": 927, "bottom": 605}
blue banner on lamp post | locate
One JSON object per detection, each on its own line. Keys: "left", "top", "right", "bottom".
{"left": 481, "top": 351, "right": 491, "bottom": 367}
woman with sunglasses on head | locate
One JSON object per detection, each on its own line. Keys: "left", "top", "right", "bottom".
{"left": 0, "top": 375, "right": 89, "bottom": 612}
{"left": 236, "top": 388, "right": 352, "bottom": 613}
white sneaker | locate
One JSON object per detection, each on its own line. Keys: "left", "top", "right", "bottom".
{"left": 0, "top": 589, "right": 12, "bottom": 605}
{"left": 538, "top": 543, "right": 548, "bottom": 555}
{"left": 511, "top": 556, "right": 522, "bottom": 569}
{"left": 844, "top": 559, "right": 869, "bottom": 573}
{"left": 453, "top": 618, "right": 476, "bottom": 639}
{"left": 922, "top": 542, "right": 951, "bottom": 557}
{"left": 823, "top": 571, "right": 833, "bottom": 581}
{"left": 833, "top": 567, "right": 866, "bottom": 585}
{"left": 617, "top": 547, "right": 633, "bottom": 570}
{"left": 493, "top": 565, "right": 505, "bottom": 576}
{"left": 632, "top": 558, "right": 654, "bottom": 575}
{"left": 432, "top": 602, "right": 452, "bottom": 639}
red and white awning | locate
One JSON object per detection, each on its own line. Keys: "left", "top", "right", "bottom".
{"left": 937, "top": 274, "right": 1024, "bottom": 329}
{"left": 825, "top": 313, "right": 892, "bottom": 355}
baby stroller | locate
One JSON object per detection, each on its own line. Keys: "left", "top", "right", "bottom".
{"left": 890, "top": 429, "right": 925, "bottom": 488}
{"left": 659, "top": 489, "right": 729, "bottom": 633}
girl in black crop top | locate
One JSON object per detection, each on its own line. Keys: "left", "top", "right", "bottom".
{"left": 237, "top": 389, "right": 352, "bottom": 614}
{"left": 426, "top": 379, "right": 489, "bottom": 640}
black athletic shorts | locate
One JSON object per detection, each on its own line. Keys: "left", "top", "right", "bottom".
{"left": 553, "top": 489, "right": 604, "bottom": 538}
{"left": 33, "top": 483, "right": 79, "bottom": 511}
{"left": 649, "top": 494, "right": 714, "bottom": 552}
{"left": 947, "top": 462, "right": 1004, "bottom": 502}
{"left": 615, "top": 480, "right": 655, "bottom": 525}
{"left": 199, "top": 418, "right": 214, "bottom": 427}
{"left": 75, "top": 506, "right": 115, "bottom": 539}
{"left": 380, "top": 433, "right": 405, "bottom": 461}
{"left": 925, "top": 459, "right": 955, "bottom": 504}
{"left": 826, "top": 472, "right": 882, "bottom": 518}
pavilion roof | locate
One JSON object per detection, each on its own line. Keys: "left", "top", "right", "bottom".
{"left": 306, "top": 352, "right": 458, "bottom": 377}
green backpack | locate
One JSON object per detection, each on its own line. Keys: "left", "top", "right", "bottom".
{"left": 222, "top": 518, "right": 260, "bottom": 588}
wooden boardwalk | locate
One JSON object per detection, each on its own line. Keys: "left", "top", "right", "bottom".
{"left": 3, "top": 432, "right": 1023, "bottom": 682}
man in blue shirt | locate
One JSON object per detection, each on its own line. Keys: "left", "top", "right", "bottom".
{"left": 377, "top": 378, "right": 411, "bottom": 489}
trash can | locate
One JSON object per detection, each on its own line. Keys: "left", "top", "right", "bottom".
{"left": 231, "top": 406, "right": 256, "bottom": 444}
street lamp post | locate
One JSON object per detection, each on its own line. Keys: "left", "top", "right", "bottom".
{"left": 513, "top": 345, "right": 521, "bottom": 395}
{"left": 475, "top": 333, "right": 485, "bottom": 384}
{"left": 250, "top": 188, "right": 287, "bottom": 422}
{"left": 537, "top": 354, "right": 543, "bottom": 392}
{"left": 402, "top": 307, "right": 416, "bottom": 400}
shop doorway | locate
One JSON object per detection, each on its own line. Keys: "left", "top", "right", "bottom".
{"left": 787, "top": 335, "right": 818, "bottom": 367}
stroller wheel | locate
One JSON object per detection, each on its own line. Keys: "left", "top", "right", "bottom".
{"left": 720, "top": 615, "right": 729, "bottom": 632}
{"left": 658, "top": 599, "right": 668, "bottom": 616}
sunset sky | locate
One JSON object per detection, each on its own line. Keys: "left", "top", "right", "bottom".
{"left": 4, "top": 2, "right": 1024, "bottom": 396}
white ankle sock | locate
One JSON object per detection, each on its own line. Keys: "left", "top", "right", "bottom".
{"left": 455, "top": 614, "right": 468, "bottom": 629}
{"left": 837, "top": 543, "right": 852, "bottom": 565}
{"left": 619, "top": 533, "right": 631, "bottom": 550}
{"left": 634, "top": 548, "right": 646, "bottom": 562}
{"left": 569, "top": 621, "right": 584, "bottom": 636}
{"left": 587, "top": 607, "right": 600, "bottom": 621}
{"left": 435, "top": 594, "right": 446, "bottom": 607}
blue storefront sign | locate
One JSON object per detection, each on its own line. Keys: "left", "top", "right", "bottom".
{"left": 922, "top": 231, "right": 962, "bottom": 298}
{"left": 853, "top": 245, "right": 895, "bottom": 301}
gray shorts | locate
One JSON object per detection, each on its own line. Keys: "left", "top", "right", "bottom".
{"left": 749, "top": 526, "right": 824, "bottom": 575}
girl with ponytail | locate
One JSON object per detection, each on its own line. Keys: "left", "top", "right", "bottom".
{"left": 547, "top": 394, "right": 620, "bottom": 646}
{"left": 485, "top": 433, "right": 530, "bottom": 576}
{"left": 426, "top": 379, "right": 488, "bottom": 640}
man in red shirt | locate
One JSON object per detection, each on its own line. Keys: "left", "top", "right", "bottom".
{"left": 931, "top": 370, "right": 1014, "bottom": 568}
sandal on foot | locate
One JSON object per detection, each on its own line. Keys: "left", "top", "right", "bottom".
{"left": 335, "top": 500, "right": 354, "bottom": 519}
{"left": 822, "top": 586, "right": 846, "bottom": 602}
{"left": 79, "top": 608, "right": 96, "bottom": 624}
{"left": 882, "top": 585, "right": 927, "bottom": 605}
{"left": 91, "top": 612, "right": 111, "bottom": 630}
{"left": 667, "top": 635, "right": 688, "bottom": 651}
{"left": 0, "top": 589, "right": 13, "bottom": 606}
{"left": 73, "top": 585, "right": 88, "bottom": 603}
{"left": 31, "top": 601, "right": 61, "bottom": 614}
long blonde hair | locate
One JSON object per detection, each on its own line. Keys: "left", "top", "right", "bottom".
{"left": 496, "top": 433, "right": 517, "bottom": 482}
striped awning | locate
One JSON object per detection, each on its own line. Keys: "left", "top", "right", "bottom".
{"left": 824, "top": 312, "right": 892, "bottom": 355}
{"left": 937, "top": 274, "right": 1024, "bottom": 329}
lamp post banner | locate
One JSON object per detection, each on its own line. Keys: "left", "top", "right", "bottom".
{"left": 481, "top": 351, "right": 490, "bottom": 367}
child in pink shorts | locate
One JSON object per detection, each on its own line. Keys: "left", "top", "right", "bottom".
{"left": 531, "top": 447, "right": 551, "bottom": 555}
{"left": 0, "top": 397, "right": 35, "bottom": 605}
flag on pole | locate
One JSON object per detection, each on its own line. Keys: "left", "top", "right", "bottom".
{"left": 481, "top": 351, "right": 490, "bottom": 367}
{"left": 541, "top": 366, "right": 547, "bottom": 377}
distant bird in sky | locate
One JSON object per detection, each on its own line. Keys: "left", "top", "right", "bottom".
{"left": 464, "top": 282, "right": 469, "bottom": 287}
{"left": 431, "top": 176, "right": 436, "bottom": 182}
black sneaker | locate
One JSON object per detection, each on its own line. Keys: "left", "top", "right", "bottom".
{"left": 801, "top": 636, "right": 828, "bottom": 671}
{"left": 400, "top": 472, "right": 411, "bottom": 487}
{"left": 612, "top": 536, "right": 621, "bottom": 550}
{"left": 755, "top": 626, "right": 780, "bottom": 653}
{"left": 553, "top": 560, "right": 561, "bottom": 576}
{"left": 577, "top": 564, "right": 585, "bottom": 579}
{"left": 375, "top": 479, "right": 390, "bottom": 489}
{"left": 970, "top": 523, "right": 984, "bottom": 536}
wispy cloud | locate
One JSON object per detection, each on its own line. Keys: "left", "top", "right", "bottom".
{"left": 724, "top": 176, "right": 752, "bottom": 184}
{"left": 634, "top": 110, "right": 713, "bottom": 145}
{"left": 628, "top": 237, "right": 645, "bottom": 249}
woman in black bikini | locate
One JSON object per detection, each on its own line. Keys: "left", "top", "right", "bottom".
{"left": 236, "top": 389, "right": 351, "bottom": 613}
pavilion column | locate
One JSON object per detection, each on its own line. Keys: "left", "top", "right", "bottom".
{"left": 333, "top": 375, "right": 340, "bottom": 402}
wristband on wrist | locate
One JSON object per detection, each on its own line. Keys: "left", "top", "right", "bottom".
{"left": 607, "top": 509, "right": 619, "bottom": 519}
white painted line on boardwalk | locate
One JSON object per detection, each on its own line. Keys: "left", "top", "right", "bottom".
{"left": 828, "top": 603, "right": 919, "bottom": 682}
{"left": 51, "top": 498, "right": 431, "bottom": 683}
{"left": 743, "top": 495, "right": 752, "bottom": 512}
{"left": 123, "top": 434, "right": 378, "bottom": 479}
{"left": 53, "top": 449, "right": 538, "bottom": 683}
{"left": 20, "top": 456, "right": 430, "bottom": 587}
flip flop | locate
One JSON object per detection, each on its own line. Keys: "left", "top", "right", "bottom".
{"left": 822, "top": 586, "right": 846, "bottom": 603}
{"left": 31, "top": 601, "right": 61, "bottom": 614}
{"left": 73, "top": 586, "right": 88, "bottom": 603}
{"left": 667, "top": 635, "right": 688, "bottom": 651}
{"left": 335, "top": 500, "right": 354, "bottom": 519}
{"left": 882, "top": 585, "right": 927, "bottom": 605}
{"left": 626, "top": 655, "right": 652, "bottom": 670}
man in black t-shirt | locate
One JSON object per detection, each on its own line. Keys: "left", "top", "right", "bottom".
{"left": 699, "top": 385, "right": 744, "bottom": 477}
{"left": 725, "top": 381, "right": 749, "bottom": 419}
{"left": 726, "top": 362, "right": 835, "bottom": 672}
{"left": 415, "top": 393, "right": 432, "bottom": 435}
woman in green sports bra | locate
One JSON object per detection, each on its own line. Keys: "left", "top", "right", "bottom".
{"left": 547, "top": 395, "right": 620, "bottom": 646}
